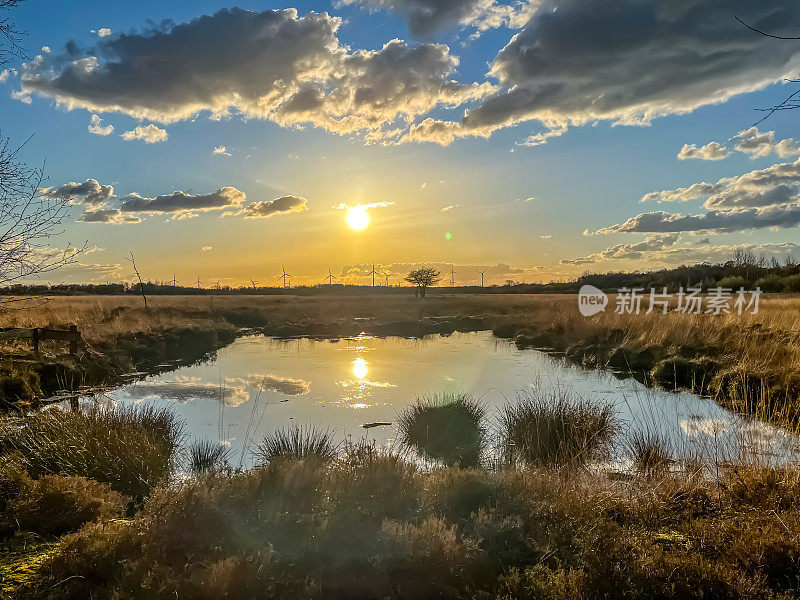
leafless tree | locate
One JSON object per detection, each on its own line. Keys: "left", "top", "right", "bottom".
{"left": 0, "top": 1, "right": 83, "bottom": 293}
{"left": 125, "top": 252, "right": 147, "bottom": 308}
{"left": 405, "top": 268, "right": 442, "bottom": 298}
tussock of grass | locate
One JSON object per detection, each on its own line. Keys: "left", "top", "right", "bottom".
{"left": 624, "top": 430, "right": 674, "bottom": 477}
{"left": 0, "top": 404, "right": 183, "bottom": 498}
{"left": 498, "top": 390, "right": 616, "bottom": 468}
{"left": 254, "top": 424, "right": 338, "bottom": 464}
{"left": 398, "top": 393, "right": 487, "bottom": 467}
{"left": 0, "top": 460, "right": 123, "bottom": 537}
{"left": 188, "top": 439, "right": 230, "bottom": 475}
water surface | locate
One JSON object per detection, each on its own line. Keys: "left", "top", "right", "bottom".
{"left": 97, "top": 332, "right": 799, "bottom": 468}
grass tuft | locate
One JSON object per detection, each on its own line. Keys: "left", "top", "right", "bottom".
{"left": 498, "top": 390, "right": 616, "bottom": 468}
{"left": 397, "top": 393, "right": 487, "bottom": 467}
{"left": 0, "top": 404, "right": 183, "bottom": 498}
{"left": 254, "top": 424, "right": 339, "bottom": 464}
{"left": 188, "top": 439, "right": 231, "bottom": 476}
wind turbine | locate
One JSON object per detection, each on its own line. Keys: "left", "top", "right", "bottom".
{"left": 450, "top": 266, "right": 456, "bottom": 288}
{"left": 369, "top": 262, "right": 379, "bottom": 287}
{"left": 196, "top": 276, "right": 202, "bottom": 289}
{"left": 324, "top": 268, "right": 336, "bottom": 285}
{"left": 479, "top": 269, "right": 487, "bottom": 288}
{"left": 277, "top": 267, "right": 292, "bottom": 289}
{"left": 383, "top": 271, "right": 390, "bottom": 287}
{"left": 250, "top": 279, "right": 258, "bottom": 292}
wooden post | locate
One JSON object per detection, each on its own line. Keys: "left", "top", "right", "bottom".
{"left": 69, "top": 325, "right": 79, "bottom": 355}
{"left": 32, "top": 328, "right": 39, "bottom": 354}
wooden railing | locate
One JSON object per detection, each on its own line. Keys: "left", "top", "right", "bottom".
{"left": 0, "top": 325, "right": 80, "bottom": 355}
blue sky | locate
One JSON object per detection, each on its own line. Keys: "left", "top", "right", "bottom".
{"left": 2, "top": 0, "right": 800, "bottom": 285}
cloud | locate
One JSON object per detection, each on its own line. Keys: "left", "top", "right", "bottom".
{"left": 595, "top": 205, "right": 800, "bottom": 235}
{"left": 560, "top": 234, "right": 679, "bottom": 265}
{"left": 201, "top": 245, "right": 212, "bottom": 252}
{"left": 333, "top": 201, "right": 394, "bottom": 211}
{"left": 97, "top": 28, "right": 112, "bottom": 37}
{"left": 213, "top": 145, "right": 231, "bottom": 156}
{"left": 678, "top": 142, "right": 728, "bottom": 161}
{"left": 76, "top": 208, "right": 141, "bottom": 224}
{"left": 677, "top": 127, "right": 800, "bottom": 161}
{"left": 415, "top": 1, "right": 800, "bottom": 143}
{"left": 233, "top": 195, "right": 308, "bottom": 219}
{"left": 125, "top": 376, "right": 249, "bottom": 407}
{"left": 119, "top": 186, "right": 245, "bottom": 217}
{"left": 339, "top": 261, "right": 527, "bottom": 285}
{"left": 245, "top": 374, "right": 310, "bottom": 396}
{"left": 87, "top": 113, "right": 114, "bottom": 136}
{"left": 336, "top": 0, "right": 532, "bottom": 37}
{"left": 0, "top": 69, "right": 11, "bottom": 83}
{"left": 562, "top": 239, "right": 800, "bottom": 267}
{"left": 732, "top": 127, "right": 800, "bottom": 159}
{"left": 441, "top": 204, "right": 458, "bottom": 212}
{"left": 42, "top": 179, "right": 114, "bottom": 206}
{"left": 18, "top": 8, "right": 489, "bottom": 143}
{"left": 121, "top": 124, "right": 168, "bottom": 143}
{"left": 642, "top": 158, "right": 800, "bottom": 212}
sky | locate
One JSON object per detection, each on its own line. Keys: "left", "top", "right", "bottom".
{"left": 3, "top": 0, "right": 800, "bottom": 286}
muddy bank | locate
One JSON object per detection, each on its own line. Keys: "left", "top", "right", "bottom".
{"left": 0, "top": 324, "right": 238, "bottom": 409}
{"left": 496, "top": 321, "right": 799, "bottom": 423}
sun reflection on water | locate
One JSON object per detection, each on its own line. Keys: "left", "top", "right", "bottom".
{"left": 352, "top": 357, "right": 368, "bottom": 380}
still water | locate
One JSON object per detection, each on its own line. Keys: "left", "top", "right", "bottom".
{"left": 99, "top": 331, "right": 798, "bottom": 469}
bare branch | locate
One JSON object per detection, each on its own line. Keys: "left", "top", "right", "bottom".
{"left": 735, "top": 16, "right": 800, "bottom": 40}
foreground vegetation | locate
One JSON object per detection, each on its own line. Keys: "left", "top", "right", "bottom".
{"left": 2, "top": 393, "right": 800, "bottom": 599}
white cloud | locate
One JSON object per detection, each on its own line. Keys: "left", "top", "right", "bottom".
{"left": 213, "top": 145, "right": 231, "bottom": 156}
{"left": 97, "top": 28, "right": 112, "bottom": 37}
{"left": 677, "top": 142, "right": 728, "bottom": 161}
{"left": 121, "top": 124, "right": 168, "bottom": 143}
{"left": 88, "top": 114, "right": 114, "bottom": 136}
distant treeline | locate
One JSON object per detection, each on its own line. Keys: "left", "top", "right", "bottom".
{"left": 3, "top": 250, "right": 800, "bottom": 296}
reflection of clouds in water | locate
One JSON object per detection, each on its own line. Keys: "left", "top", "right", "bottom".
{"left": 681, "top": 418, "right": 729, "bottom": 437}
{"left": 125, "top": 376, "right": 249, "bottom": 407}
{"left": 737, "top": 421, "right": 784, "bottom": 446}
{"left": 244, "top": 374, "right": 310, "bottom": 396}
{"left": 338, "top": 380, "right": 396, "bottom": 389}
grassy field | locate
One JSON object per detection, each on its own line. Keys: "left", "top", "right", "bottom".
{"left": 1, "top": 293, "right": 798, "bottom": 424}
{"left": 0, "top": 294, "right": 798, "bottom": 597}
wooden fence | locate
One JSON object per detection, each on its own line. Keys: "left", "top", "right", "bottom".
{"left": 0, "top": 325, "right": 80, "bottom": 355}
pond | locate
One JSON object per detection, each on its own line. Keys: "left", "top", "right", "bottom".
{"left": 88, "top": 331, "right": 799, "bottom": 469}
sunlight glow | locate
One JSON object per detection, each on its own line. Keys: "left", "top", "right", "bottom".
{"left": 352, "top": 357, "right": 368, "bottom": 380}
{"left": 347, "top": 206, "right": 370, "bottom": 230}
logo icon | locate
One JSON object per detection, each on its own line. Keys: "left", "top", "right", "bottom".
{"left": 578, "top": 285, "right": 608, "bottom": 317}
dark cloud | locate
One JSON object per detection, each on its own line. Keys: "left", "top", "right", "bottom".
{"left": 411, "top": 1, "right": 800, "bottom": 143}
{"left": 19, "top": 8, "right": 486, "bottom": 141}
{"left": 119, "top": 187, "right": 245, "bottom": 216}
{"left": 76, "top": 208, "right": 141, "bottom": 224}
{"left": 560, "top": 234, "right": 679, "bottom": 265}
{"left": 42, "top": 179, "right": 114, "bottom": 206}
{"left": 336, "top": 0, "right": 528, "bottom": 37}
{"left": 237, "top": 196, "right": 307, "bottom": 219}
{"left": 595, "top": 205, "right": 800, "bottom": 235}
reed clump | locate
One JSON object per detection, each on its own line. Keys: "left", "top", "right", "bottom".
{"left": 254, "top": 424, "right": 339, "bottom": 464}
{"left": 498, "top": 390, "right": 616, "bottom": 468}
{"left": 0, "top": 404, "right": 183, "bottom": 498}
{"left": 397, "top": 393, "right": 487, "bottom": 467}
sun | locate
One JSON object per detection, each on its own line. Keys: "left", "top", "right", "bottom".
{"left": 347, "top": 206, "right": 370, "bottom": 231}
